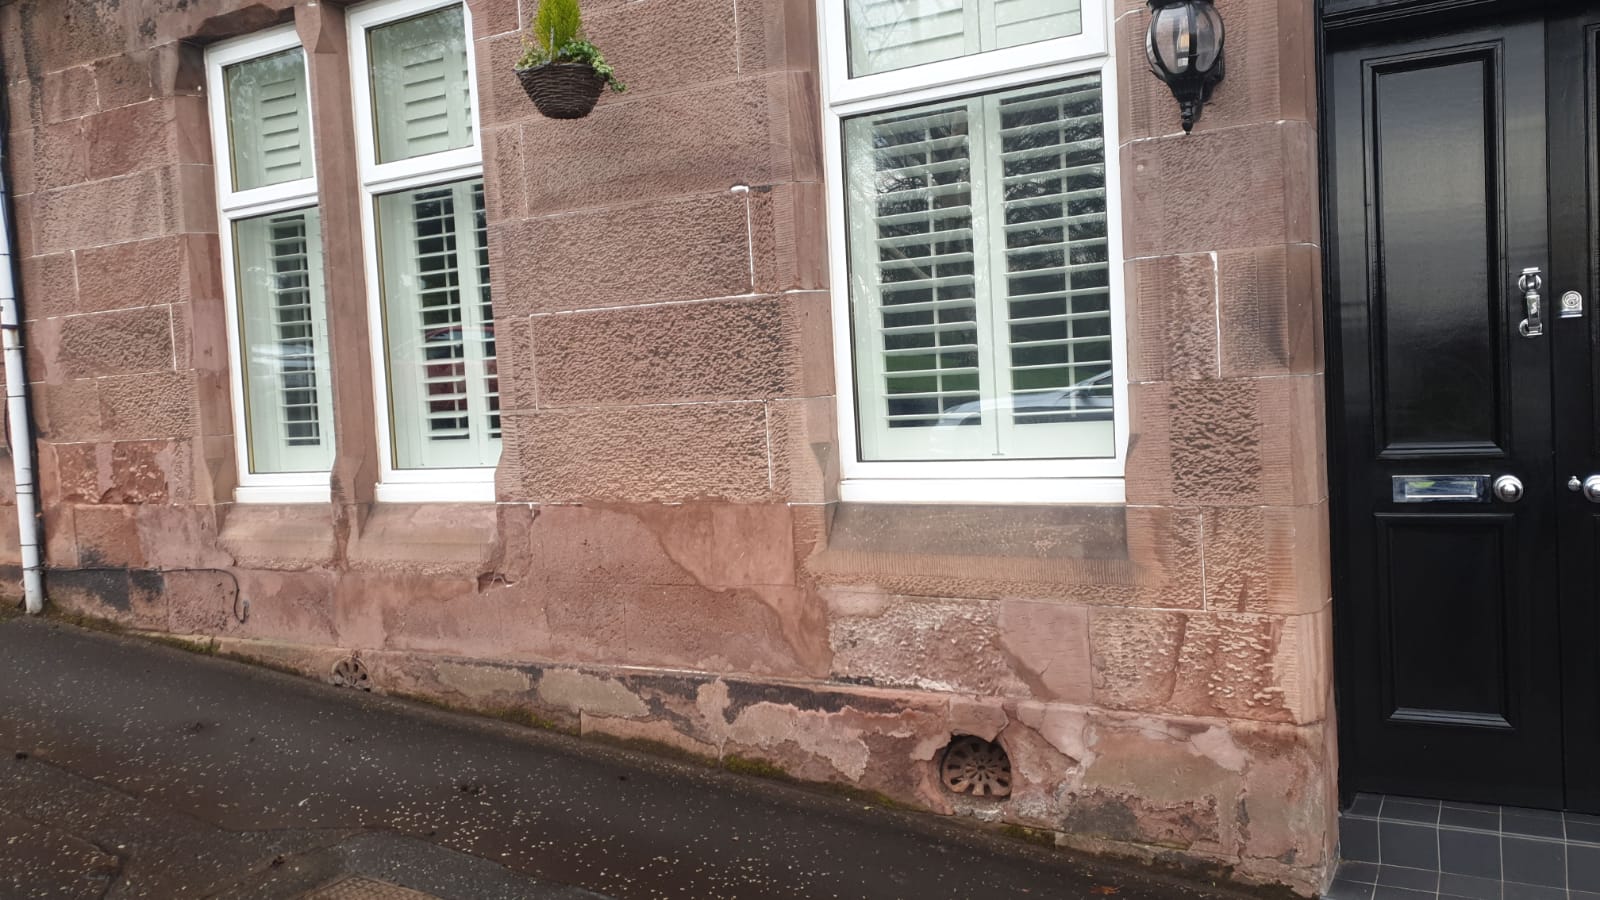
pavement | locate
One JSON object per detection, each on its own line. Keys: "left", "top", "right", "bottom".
{"left": 0, "top": 614, "right": 1268, "bottom": 899}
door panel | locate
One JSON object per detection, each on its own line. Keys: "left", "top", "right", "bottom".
{"left": 1376, "top": 515, "right": 1514, "bottom": 727}
{"left": 1329, "top": 19, "right": 1565, "bottom": 808}
{"left": 1549, "top": 11, "right": 1600, "bottom": 815}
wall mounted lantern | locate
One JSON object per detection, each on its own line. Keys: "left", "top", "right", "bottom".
{"left": 1145, "top": 0, "right": 1226, "bottom": 134}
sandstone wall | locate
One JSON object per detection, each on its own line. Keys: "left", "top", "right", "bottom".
{"left": 0, "top": 0, "right": 1334, "bottom": 891}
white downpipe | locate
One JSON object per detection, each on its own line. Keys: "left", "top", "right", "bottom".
{"left": 0, "top": 130, "right": 43, "bottom": 614}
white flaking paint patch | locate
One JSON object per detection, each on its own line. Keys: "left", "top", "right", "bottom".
{"left": 726, "top": 702, "right": 871, "bottom": 781}
{"left": 1190, "top": 725, "right": 1248, "bottom": 773}
{"left": 537, "top": 669, "right": 649, "bottom": 719}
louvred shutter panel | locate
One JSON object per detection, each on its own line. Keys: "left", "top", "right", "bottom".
{"left": 846, "top": 0, "right": 1083, "bottom": 76}
{"left": 235, "top": 207, "right": 336, "bottom": 474}
{"left": 377, "top": 179, "right": 500, "bottom": 469}
{"left": 225, "top": 49, "right": 312, "bottom": 191}
{"left": 369, "top": 6, "right": 474, "bottom": 164}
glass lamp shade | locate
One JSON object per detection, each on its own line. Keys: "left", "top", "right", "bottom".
{"left": 1145, "top": 0, "right": 1226, "bottom": 132}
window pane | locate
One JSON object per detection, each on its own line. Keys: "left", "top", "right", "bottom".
{"left": 224, "top": 48, "right": 312, "bottom": 191}
{"left": 376, "top": 178, "right": 500, "bottom": 469}
{"left": 844, "top": 74, "right": 1113, "bottom": 462}
{"left": 233, "top": 207, "right": 336, "bottom": 474}
{"left": 367, "top": 5, "right": 475, "bottom": 164}
{"left": 847, "top": 0, "right": 1083, "bottom": 76}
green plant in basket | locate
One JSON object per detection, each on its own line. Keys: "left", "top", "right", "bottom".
{"left": 515, "top": 0, "right": 625, "bottom": 93}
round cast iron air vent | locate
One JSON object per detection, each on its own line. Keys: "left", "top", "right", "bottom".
{"left": 940, "top": 735, "right": 1012, "bottom": 798}
{"left": 330, "top": 656, "right": 372, "bottom": 691}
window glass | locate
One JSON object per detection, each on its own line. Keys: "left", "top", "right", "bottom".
{"left": 375, "top": 178, "right": 500, "bottom": 469}
{"left": 367, "top": 5, "right": 474, "bottom": 164}
{"left": 846, "top": 0, "right": 1083, "bottom": 76}
{"left": 844, "top": 74, "right": 1111, "bottom": 461}
{"left": 233, "top": 207, "right": 336, "bottom": 474}
{"left": 224, "top": 48, "right": 313, "bottom": 190}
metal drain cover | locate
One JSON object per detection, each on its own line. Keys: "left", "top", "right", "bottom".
{"left": 330, "top": 657, "right": 372, "bottom": 691}
{"left": 941, "top": 735, "right": 1013, "bottom": 797}
{"left": 303, "top": 876, "right": 440, "bottom": 899}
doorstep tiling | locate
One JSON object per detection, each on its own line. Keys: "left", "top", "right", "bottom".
{"left": 1330, "top": 794, "right": 1600, "bottom": 899}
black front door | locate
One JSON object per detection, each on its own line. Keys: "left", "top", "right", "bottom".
{"left": 1328, "top": 5, "right": 1600, "bottom": 811}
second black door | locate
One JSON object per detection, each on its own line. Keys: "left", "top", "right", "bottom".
{"left": 1327, "top": 8, "right": 1600, "bottom": 810}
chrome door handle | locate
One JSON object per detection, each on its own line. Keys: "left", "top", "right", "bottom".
{"left": 1493, "top": 475, "right": 1524, "bottom": 503}
{"left": 1519, "top": 267, "right": 1543, "bottom": 337}
{"left": 1574, "top": 475, "right": 1600, "bottom": 503}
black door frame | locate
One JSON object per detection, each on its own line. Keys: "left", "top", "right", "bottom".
{"left": 1320, "top": 0, "right": 1591, "bottom": 810}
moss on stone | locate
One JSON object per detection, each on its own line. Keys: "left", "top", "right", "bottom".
{"left": 999, "top": 823, "right": 1057, "bottom": 848}
{"left": 721, "top": 754, "right": 795, "bottom": 782}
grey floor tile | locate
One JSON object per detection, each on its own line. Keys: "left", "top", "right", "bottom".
{"left": 1439, "top": 871, "right": 1501, "bottom": 900}
{"left": 1442, "top": 806, "right": 1501, "bottom": 832}
{"left": 1504, "top": 812, "right": 1566, "bottom": 840}
{"left": 1381, "top": 821, "right": 1440, "bottom": 871}
{"left": 1502, "top": 835, "right": 1566, "bottom": 888}
{"left": 1441, "top": 827, "right": 1501, "bottom": 880}
{"left": 1498, "top": 883, "right": 1563, "bottom": 900}
{"left": 1337, "top": 861, "right": 1380, "bottom": 884}
{"left": 1569, "top": 820, "right": 1600, "bottom": 847}
{"left": 1349, "top": 794, "right": 1384, "bottom": 817}
{"left": 1372, "top": 887, "right": 1435, "bottom": 900}
{"left": 1324, "top": 878, "right": 1376, "bottom": 900}
{"left": 1385, "top": 799, "right": 1444, "bottom": 825}
{"left": 1569, "top": 842, "right": 1600, "bottom": 893}
{"left": 1377, "top": 865, "right": 1439, "bottom": 891}
{"left": 1343, "top": 815, "right": 1381, "bottom": 864}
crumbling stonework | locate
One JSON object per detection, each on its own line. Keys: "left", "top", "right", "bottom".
{"left": 0, "top": 0, "right": 1333, "bottom": 892}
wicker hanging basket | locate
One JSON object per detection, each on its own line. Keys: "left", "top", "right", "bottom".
{"left": 515, "top": 62, "right": 606, "bottom": 119}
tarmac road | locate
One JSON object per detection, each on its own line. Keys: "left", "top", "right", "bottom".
{"left": 0, "top": 614, "right": 1267, "bottom": 900}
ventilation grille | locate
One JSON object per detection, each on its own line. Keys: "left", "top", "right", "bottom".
{"left": 941, "top": 735, "right": 1011, "bottom": 797}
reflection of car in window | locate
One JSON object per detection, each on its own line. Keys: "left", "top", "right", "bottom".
{"left": 935, "top": 370, "right": 1112, "bottom": 427}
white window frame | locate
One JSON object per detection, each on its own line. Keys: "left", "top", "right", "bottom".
{"left": 348, "top": 0, "right": 494, "bottom": 503}
{"left": 207, "top": 26, "right": 333, "bottom": 505}
{"left": 819, "top": 1, "right": 1128, "bottom": 505}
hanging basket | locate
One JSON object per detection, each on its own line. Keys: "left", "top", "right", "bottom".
{"left": 515, "top": 62, "right": 605, "bottom": 119}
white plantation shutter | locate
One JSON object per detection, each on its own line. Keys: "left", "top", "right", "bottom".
{"left": 846, "top": 74, "right": 1113, "bottom": 462}
{"left": 368, "top": 5, "right": 474, "bottom": 164}
{"left": 224, "top": 49, "right": 313, "bottom": 191}
{"left": 234, "top": 207, "right": 336, "bottom": 474}
{"left": 377, "top": 178, "right": 500, "bottom": 469}
{"left": 846, "top": 0, "right": 1083, "bottom": 76}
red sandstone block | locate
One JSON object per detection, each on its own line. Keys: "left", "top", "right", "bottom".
{"left": 623, "top": 582, "right": 831, "bottom": 678}
{"left": 92, "top": 51, "right": 156, "bottom": 110}
{"left": 75, "top": 235, "right": 195, "bottom": 312}
{"left": 18, "top": 253, "right": 77, "bottom": 320}
{"left": 97, "top": 371, "right": 199, "bottom": 441}
{"left": 1204, "top": 503, "right": 1331, "bottom": 615}
{"left": 582, "top": 0, "right": 740, "bottom": 100}
{"left": 465, "top": 0, "right": 519, "bottom": 39}
{"left": 735, "top": 0, "right": 821, "bottom": 75}
{"left": 512, "top": 401, "right": 773, "bottom": 503}
{"left": 31, "top": 380, "right": 101, "bottom": 441}
{"left": 1122, "top": 121, "right": 1318, "bottom": 257}
{"left": 1125, "top": 252, "right": 1219, "bottom": 382}
{"left": 41, "top": 65, "right": 96, "bottom": 124}
{"left": 1218, "top": 243, "right": 1323, "bottom": 378}
{"left": 1088, "top": 605, "right": 1329, "bottom": 725}
{"left": 34, "top": 169, "right": 177, "bottom": 254}
{"left": 228, "top": 568, "right": 340, "bottom": 648}
{"left": 766, "top": 395, "right": 836, "bottom": 504}
{"left": 7, "top": 0, "right": 127, "bottom": 74}
{"left": 532, "top": 294, "right": 820, "bottom": 407}
{"left": 7, "top": 121, "right": 89, "bottom": 194}
{"left": 493, "top": 191, "right": 755, "bottom": 316}
{"left": 1125, "top": 375, "right": 1326, "bottom": 506}
{"left": 44, "top": 306, "right": 176, "bottom": 381}
{"left": 532, "top": 502, "right": 797, "bottom": 589}
{"left": 72, "top": 503, "right": 144, "bottom": 567}
{"left": 749, "top": 180, "right": 829, "bottom": 294}
{"left": 480, "top": 126, "right": 526, "bottom": 224}
{"left": 518, "top": 77, "right": 779, "bottom": 214}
